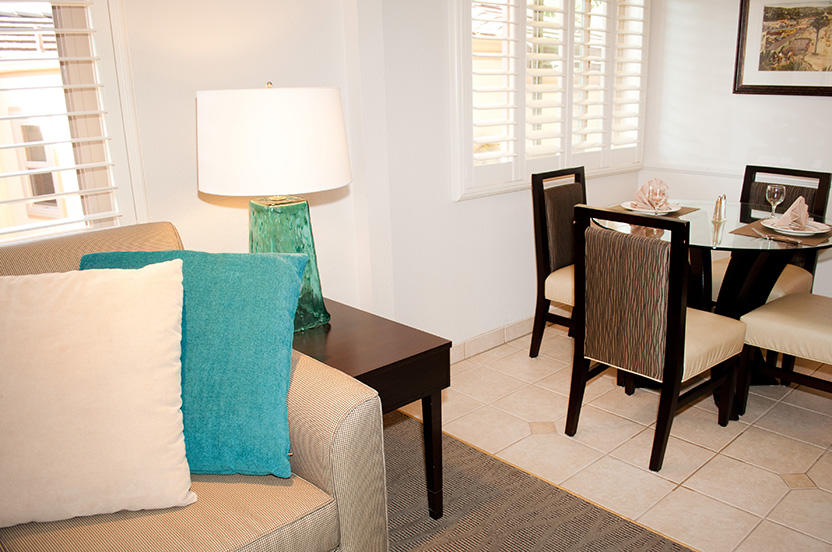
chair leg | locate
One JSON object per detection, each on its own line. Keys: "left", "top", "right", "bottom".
{"left": 623, "top": 372, "right": 635, "bottom": 396}
{"left": 766, "top": 349, "right": 779, "bottom": 368}
{"left": 564, "top": 358, "right": 589, "bottom": 436}
{"left": 735, "top": 346, "right": 754, "bottom": 417}
{"left": 529, "top": 298, "right": 549, "bottom": 358}
{"left": 717, "top": 361, "right": 736, "bottom": 427}
{"left": 780, "top": 354, "right": 796, "bottom": 385}
{"left": 650, "top": 378, "right": 681, "bottom": 472}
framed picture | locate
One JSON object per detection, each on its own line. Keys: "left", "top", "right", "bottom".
{"left": 734, "top": 0, "right": 832, "bottom": 95}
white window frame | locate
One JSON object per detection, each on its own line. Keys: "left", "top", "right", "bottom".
{"left": 449, "top": 0, "right": 650, "bottom": 201}
{"left": 0, "top": 0, "right": 146, "bottom": 242}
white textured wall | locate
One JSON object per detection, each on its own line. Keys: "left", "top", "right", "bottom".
{"left": 641, "top": 0, "right": 832, "bottom": 295}
{"left": 120, "top": 0, "right": 831, "bottom": 347}
{"left": 380, "top": 0, "right": 636, "bottom": 343}
{"left": 120, "top": 0, "right": 361, "bottom": 305}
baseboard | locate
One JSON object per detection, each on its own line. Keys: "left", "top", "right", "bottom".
{"left": 450, "top": 316, "right": 535, "bottom": 364}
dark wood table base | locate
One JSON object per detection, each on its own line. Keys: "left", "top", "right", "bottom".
{"left": 292, "top": 299, "right": 451, "bottom": 520}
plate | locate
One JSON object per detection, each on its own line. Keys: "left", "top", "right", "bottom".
{"left": 761, "top": 217, "right": 832, "bottom": 236}
{"left": 620, "top": 201, "right": 681, "bottom": 215}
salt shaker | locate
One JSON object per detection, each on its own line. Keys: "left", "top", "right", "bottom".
{"left": 713, "top": 194, "right": 727, "bottom": 222}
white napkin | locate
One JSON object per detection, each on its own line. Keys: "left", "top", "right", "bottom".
{"left": 772, "top": 196, "right": 810, "bottom": 230}
{"left": 633, "top": 179, "right": 669, "bottom": 210}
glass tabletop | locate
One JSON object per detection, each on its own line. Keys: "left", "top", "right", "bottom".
{"left": 679, "top": 200, "right": 832, "bottom": 251}
{"left": 601, "top": 200, "right": 832, "bottom": 252}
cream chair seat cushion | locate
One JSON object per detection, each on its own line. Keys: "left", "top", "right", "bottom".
{"left": 682, "top": 308, "right": 747, "bottom": 382}
{"left": 544, "top": 264, "right": 574, "bottom": 306}
{"left": 711, "top": 257, "right": 812, "bottom": 302}
{"left": 588, "top": 308, "right": 745, "bottom": 383}
{"left": 740, "top": 293, "right": 832, "bottom": 365}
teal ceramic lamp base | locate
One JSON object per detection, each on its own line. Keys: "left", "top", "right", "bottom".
{"left": 249, "top": 196, "right": 330, "bottom": 332}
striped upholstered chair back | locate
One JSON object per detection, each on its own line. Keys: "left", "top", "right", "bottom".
{"left": 584, "top": 226, "right": 673, "bottom": 382}
{"left": 574, "top": 208, "right": 689, "bottom": 384}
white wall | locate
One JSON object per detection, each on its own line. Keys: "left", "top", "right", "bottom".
{"left": 380, "top": 0, "right": 637, "bottom": 344}
{"left": 120, "top": 0, "right": 362, "bottom": 306}
{"left": 121, "top": 0, "right": 831, "bottom": 347}
{"left": 121, "top": 0, "right": 639, "bottom": 346}
{"left": 642, "top": 0, "right": 832, "bottom": 295}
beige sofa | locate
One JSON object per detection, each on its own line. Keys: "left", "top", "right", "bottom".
{"left": 0, "top": 222, "right": 389, "bottom": 552}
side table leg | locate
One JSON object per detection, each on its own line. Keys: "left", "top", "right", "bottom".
{"left": 422, "top": 392, "right": 443, "bottom": 519}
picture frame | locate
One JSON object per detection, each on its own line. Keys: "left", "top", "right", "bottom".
{"left": 734, "top": 0, "right": 832, "bottom": 96}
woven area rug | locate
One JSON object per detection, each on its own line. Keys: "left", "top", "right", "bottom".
{"left": 384, "top": 412, "right": 692, "bottom": 552}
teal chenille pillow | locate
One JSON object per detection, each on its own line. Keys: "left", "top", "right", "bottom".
{"left": 80, "top": 250, "right": 307, "bottom": 477}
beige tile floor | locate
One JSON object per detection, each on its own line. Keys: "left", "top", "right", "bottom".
{"left": 400, "top": 325, "right": 832, "bottom": 552}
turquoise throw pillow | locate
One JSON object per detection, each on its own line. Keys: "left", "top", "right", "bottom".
{"left": 80, "top": 250, "right": 307, "bottom": 477}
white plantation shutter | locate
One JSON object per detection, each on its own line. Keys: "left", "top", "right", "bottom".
{"left": 525, "top": 0, "right": 565, "bottom": 170}
{"left": 453, "top": 0, "right": 648, "bottom": 199}
{"left": 610, "top": 0, "right": 645, "bottom": 166}
{"left": 0, "top": 1, "right": 136, "bottom": 243}
{"left": 471, "top": 0, "right": 521, "bottom": 188}
{"left": 570, "top": 0, "right": 608, "bottom": 158}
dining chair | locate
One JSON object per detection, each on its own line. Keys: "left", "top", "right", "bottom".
{"left": 737, "top": 293, "right": 832, "bottom": 415}
{"left": 529, "top": 167, "right": 586, "bottom": 358}
{"left": 566, "top": 206, "right": 746, "bottom": 471}
{"left": 712, "top": 165, "right": 831, "bottom": 304}
{"left": 712, "top": 165, "right": 830, "bottom": 376}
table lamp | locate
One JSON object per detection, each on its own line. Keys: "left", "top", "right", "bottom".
{"left": 196, "top": 86, "right": 351, "bottom": 332}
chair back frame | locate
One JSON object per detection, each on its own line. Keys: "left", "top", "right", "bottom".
{"left": 531, "top": 167, "right": 586, "bottom": 299}
{"left": 740, "top": 165, "right": 830, "bottom": 220}
{"left": 572, "top": 205, "right": 690, "bottom": 386}
{"left": 528, "top": 167, "right": 586, "bottom": 357}
{"left": 741, "top": 165, "right": 831, "bottom": 275}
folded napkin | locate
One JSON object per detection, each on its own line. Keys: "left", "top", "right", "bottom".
{"left": 633, "top": 179, "right": 669, "bottom": 210}
{"left": 772, "top": 196, "right": 810, "bottom": 230}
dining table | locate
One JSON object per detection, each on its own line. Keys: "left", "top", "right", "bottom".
{"left": 674, "top": 199, "right": 831, "bottom": 319}
{"left": 603, "top": 199, "right": 832, "bottom": 320}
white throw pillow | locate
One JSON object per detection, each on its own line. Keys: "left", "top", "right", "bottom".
{"left": 0, "top": 259, "right": 196, "bottom": 528}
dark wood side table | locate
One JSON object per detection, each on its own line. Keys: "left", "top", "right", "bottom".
{"left": 291, "top": 298, "right": 452, "bottom": 519}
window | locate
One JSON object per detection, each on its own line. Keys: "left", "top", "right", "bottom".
{"left": 0, "top": 1, "right": 140, "bottom": 243}
{"left": 451, "top": 0, "right": 649, "bottom": 200}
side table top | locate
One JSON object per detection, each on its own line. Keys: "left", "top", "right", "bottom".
{"left": 291, "top": 298, "right": 452, "bottom": 379}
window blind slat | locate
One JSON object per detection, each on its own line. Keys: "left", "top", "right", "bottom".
{"left": 0, "top": 211, "right": 120, "bottom": 237}
{"left": 473, "top": 120, "right": 517, "bottom": 127}
{"left": 474, "top": 151, "right": 518, "bottom": 161}
{"left": 0, "top": 56, "right": 98, "bottom": 63}
{"left": 0, "top": 135, "right": 108, "bottom": 151}
{"left": 474, "top": 104, "right": 520, "bottom": 110}
{"left": 0, "top": 161, "right": 111, "bottom": 180}
{"left": 0, "top": 110, "right": 105, "bottom": 121}
{"left": 0, "top": 28, "right": 93, "bottom": 34}
{"left": 0, "top": 185, "right": 116, "bottom": 206}
{"left": 0, "top": 83, "right": 101, "bottom": 92}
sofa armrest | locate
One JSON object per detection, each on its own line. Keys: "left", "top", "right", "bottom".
{"left": 287, "top": 351, "right": 388, "bottom": 552}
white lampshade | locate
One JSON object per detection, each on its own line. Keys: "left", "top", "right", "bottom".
{"left": 196, "top": 87, "right": 352, "bottom": 196}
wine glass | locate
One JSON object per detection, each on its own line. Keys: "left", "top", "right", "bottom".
{"left": 765, "top": 184, "right": 785, "bottom": 219}
{"left": 647, "top": 180, "right": 667, "bottom": 210}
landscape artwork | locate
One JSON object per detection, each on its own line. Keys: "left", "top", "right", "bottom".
{"left": 758, "top": 2, "right": 832, "bottom": 71}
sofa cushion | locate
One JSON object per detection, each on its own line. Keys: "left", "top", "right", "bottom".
{"left": 0, "top": 260, "right": 196, "bottom": 528}
{"left": 80, "top": 251, "right": 307, "bottom": 477}
{"left": 0, "top": 474, "right": 338, "bottom": 552}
